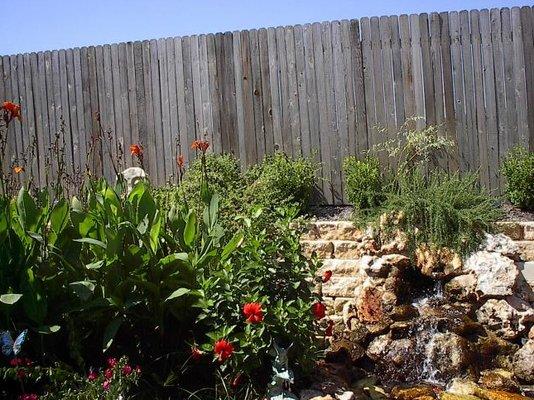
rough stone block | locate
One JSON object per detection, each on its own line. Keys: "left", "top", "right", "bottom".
{"left": 301, "top": 240, "right": 334, "bottom": 259}
{"left": 322, "top": 276, "right": 366, "bottom": 297}
{"left": 495, "top": 221, "right": 524, "bottom": 240}
{"left": 516, "top": 241, "right": 534, "bottom": 261}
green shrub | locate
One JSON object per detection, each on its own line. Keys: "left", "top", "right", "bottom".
{"left": 502, "top": 146, "right": 534, "bottom": 210}
{"left": 244, "top": 153, "right": 317, "bottom": 214}
{"left": 343, "top": 156, "right": 384, "bottom": 214}
{"left": 364, "top": 170, "right": 501, "bottom": 255}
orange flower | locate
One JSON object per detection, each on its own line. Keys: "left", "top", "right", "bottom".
{"left": 214, "top": 339, "right": 234, "bottom": 362}
{"left": 130, "top": 144, "right": 143, "bottom": 157}
{"left": 13, "top": 166, "right": 24, "bottom": 174}
{"left": 191, "top": 139, "right": 209, "bottom": 152}
{"left": 2, "top": 101, "right": 22, "bottom": 124}
{"left": 242, "top": 302, "right": 264, "bottom": 324}
{"left": 176, "top": 154, "right": 185, "bottom": 169}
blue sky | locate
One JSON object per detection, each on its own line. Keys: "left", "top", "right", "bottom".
{"left": 1, "top": 0, "right": 529, "bottom": 55}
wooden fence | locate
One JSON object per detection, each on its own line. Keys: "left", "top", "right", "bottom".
{"left": 1, "top": 6, "right": 534, "bottom": 204}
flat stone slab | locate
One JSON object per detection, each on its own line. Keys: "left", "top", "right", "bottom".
{"left": 518, "top": 261, "right": 534, "bottom": 286}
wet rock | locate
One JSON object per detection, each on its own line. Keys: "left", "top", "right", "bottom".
{"left": 335, "top": 391, "right": 357, "bottom": 400}
{"left": 445, "top": 273, "right": 478, "bottom": 303}
{"left": 415, "top": 244, "right": 463, "bottom": 280}
{"left": 424, "top": 332, "right": 472, "bottom": 381}
{"left": 481, "top": 233, "right": 520, "bottom": 260}
{"left": 389, "top": 321, "right": 413, "bottom": 339}
{"left": 343, "top": 320, "right": 370, "bottom": 345}
{"left": 473, "top": 388, "right": 530, "bottom": 400}
{"left": 391, "top": 304, "right": 420, "bottom": 321}
{"left": 380, "top": 229, "right": 409, "bottom": 255}
{"left": 513, "top": 340, "right": 534, "bottom": 383}
{"left": 478, "top": 369, "right": 520, "bottom": 393}
{"left": 390, "top": 385, "right": 437, "bottom": 399}
{"left": 529, "top": 326, "right": 534, "bottom": 340}
{"left": 356, "top": 286, "right": 385, "bottom": 324}
{"left": 439, "top": 394, "right": 481, "bottom": 400}
{"left": 446, "top": 378, "right": 479, "bottom": 396}
{"left": 327, "top": 338, "right": 366, "bottom": 364}
{"left": 367, "top": 335, "right": 413, "bottom": 367}
{"left": 364, "top": 254, "right": 410, "bottom": 278}
{"left": 476, "top": 297, "right": 534, "bottom": 340}
{"left": 311, "top": 360, "right": 353, "bottom": 395}
{"left": 477, "top": 334, "right": 519, "bottom": 370}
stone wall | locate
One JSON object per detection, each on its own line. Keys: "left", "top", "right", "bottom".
{"left": 301, "top": 220, "right": 534, "bottom": 319}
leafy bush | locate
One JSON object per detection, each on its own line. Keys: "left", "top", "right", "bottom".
{"left": 343, "top": 156, "right": 384, "bottom": 214}
{"left": 502, "top": 146, "right": 534, "bottom": 210}
{"left": 243, "top": 153, "right": 317, "bottom": 214}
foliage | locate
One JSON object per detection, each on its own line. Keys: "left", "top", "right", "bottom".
{"left": 195, "top": 206, "right": 321, "bottom": 393}
{"left": 501, "top": 146, "right": 534, "bottom": 210}
{"left": 363, "top": 170, "right": 502, "bottom": 255}
{"left": 347, "top": 122, "right": 500, "bottom": 255}
{"left": 343, "top": 156, "right": 384, "bottom": 216}
{"left": 243, "top": 153, "right": 317, "bottom": 214}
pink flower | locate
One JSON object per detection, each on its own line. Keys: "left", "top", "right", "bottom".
{"left": 87, "top": 370, "right": 98, "bottom": 382}
{"left": 18, "top": 394, "right": 38, "bottom": 400}
{"left": 10, "top": 358, "right": 22, "bottom": 367}
{"left": 104, "top": 368, "right": 114, "bottom": 379}
{"left": 122, "top": 364, "right": 133, "bottom": 376}
{"left": 102, "top": 380, "right": 111, "bottom": 391}
{"left": 134, "top": 365, "right": 142, "bottom": 374}
{"left": 16, "top": 369, "right": 26, "bottom": 379}
{"left": 107, "top": 357, "right": 117, "bottom": 367}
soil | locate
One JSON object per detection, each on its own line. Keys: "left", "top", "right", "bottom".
{"left": 499, "top": 202, "right": 534, "bottom": 222}
{"left": 308, "top": 202, "right": 534, "bottom": 222}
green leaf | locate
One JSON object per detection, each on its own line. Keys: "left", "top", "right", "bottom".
{"left": 36, "top": 325, "right": 61, "bottom": 334}
{"left": 221, "top": 232, "right": 244, "bottom": 261}
{"left": 0, "top": 293, "right": 23, "bottom": 305}
{"left": 73, "top": 237, "right": 107, "bottom": 249}
{"left": 86, "top": 260, "right": 105, "bottom": 270}
{"left": 102, "top": 317, "right": 123, "bottom": 353}
{"left": 22, "top": 269, "right": 47, "bottom": 325}
{"left": 183, "top": 211, "right": 197, "bottom": 247}
{"left": 50, "top": 199, "right": 69, "bottom": 234}
{"left": 165, "top": 288, "right": 191, "bottom": 302}
{"left": 149, "top": 210, "right": 162, "bottom": 253}
{"left": 16, "top": 187, "right": 39, "bottom": 231}
{"left": 71, "top": 196, "right": 83, "bottom": 212}
{"left": 69, "top": 281, "right": 96, "bottom": 301}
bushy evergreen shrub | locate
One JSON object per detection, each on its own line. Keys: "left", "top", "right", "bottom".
{"left": 502, "top": 146, "right": 534, "bottom": 210}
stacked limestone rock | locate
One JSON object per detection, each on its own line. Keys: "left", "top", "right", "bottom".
{"left": 300, "top": 221, "right": 534, "bottom": 400}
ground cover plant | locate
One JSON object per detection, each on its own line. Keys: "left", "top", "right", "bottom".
{"left": 343, "top": 120, "right": 502, "bottom": 255}
{"left": 0, "top": 101, "right": 325, "bottom": 399}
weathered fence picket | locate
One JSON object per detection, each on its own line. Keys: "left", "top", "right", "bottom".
{"left": 1, "top": 7, "right": 533, "bottom": 204}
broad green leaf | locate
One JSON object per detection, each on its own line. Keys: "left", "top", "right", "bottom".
{"left": 73, "top": 237, "right": 107, "bottom": 249}
{"left": 158, "top": 252, "right": 189, "bottom": 267}
{"left": 149, "top": 210, "right": 162, "bottom": 253}
{"left": 22, "top": 269, "right": 47, "bottom": 325}
{"left": 221, "top": 232, "right": 244, "bottom": 261}
{"left": 165, "top": 288, "right": 191, "bottom": 302}
{"left": 69, "top": 281, "right": 96, "bottom": 301}
{"left": 16, "top": 187, "right": 39, "bottom": 231}
{"left": 50, "top": 199, "right": 69, "bottom": 234}
{"left": 102, "top": 317, "right": 123, "bottom": 352}
{"left": 0, "top": 293, "right": 23, "bottom": 305}
{"left": 183, "top": 211, "right": 196, "bottom": 247}
{"left": 86, "top": 260, "right": 105, "bottom": 270}
{"left": 71, "top": 196, "right": 83, "bottom": 212}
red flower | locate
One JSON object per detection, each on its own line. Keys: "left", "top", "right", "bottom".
{"left": 102, "top": 380, "right": 111, "bottom": 391}
{"left": 243, "top": 302, "right": 264, "bottom": 324}
{"left": 87, "top": 370, "right": 98, "bottom": 382}
{"left": 104, "top": 368, "right": 114, "bottom": 379}
{"left": 325, "top": 320, "right": 335, "bottom": 337}
{"left": 10, "top": 358, "right": 22, "bottom": 367}
{"left": 18, "top": 394, "right": 38, "bottom": 400}
{"left": 134, "top": 365, "right": 142, "bottom": 374}
{"left": 214, "top": 339, "right": 234, "bottom": 362}
{"left": 107, "top": 357, "right": 117, "bottom": 367}
{"left": 312, "top": 302, "right": 326, "bottom": 320}
{"left": 122, "top": 364, "right": 133, "bottom": 376}
{"left": 130, "top": 144, "right": 143, "bottom": 157}
{"left": 191, "top": 346, "right": 203, "bottom": 361}
{"left": 16, "top": 369, "right": 26, "bottom": 379}
{"left": 176, "top": 154, "right": 185, "bottom": 169}
{"left": 23, "top": 358, "right": 33, "bottom": 367}
{"left": 322, "top": 270, "right": 332, "bottom": 283}
{"left": 2, "top": 101, "right": 22, "bottom": 124}
{"left": 191, "top": 139, "right": 209, "bottom": 152}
